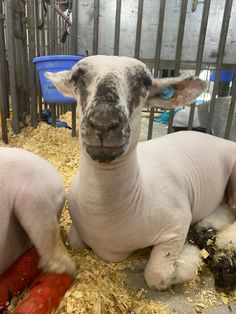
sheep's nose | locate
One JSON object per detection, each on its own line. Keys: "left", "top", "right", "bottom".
{"left": 88, "top": 115, "right": 120, "bottom": 133}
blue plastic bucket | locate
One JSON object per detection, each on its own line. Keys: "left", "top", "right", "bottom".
{"left": 33, "top": 55, "right": 84, "bottom": 103}
{"left": 210, "top": 70, "right": 234, "bottom": 82}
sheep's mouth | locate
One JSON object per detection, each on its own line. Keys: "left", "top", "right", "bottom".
{"left": 85, "top": 144, "right": 125, "bottom": 162}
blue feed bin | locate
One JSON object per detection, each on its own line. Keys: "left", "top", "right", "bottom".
{"left": 210, "top": 70, "right": 234, "bottom": 82}
{"left": 33, "top": 55, "right": 84, "bottom": 103}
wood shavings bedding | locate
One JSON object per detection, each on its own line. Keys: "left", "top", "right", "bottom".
{"left": 1, "top": 113, "right": 235, "bottom": 313}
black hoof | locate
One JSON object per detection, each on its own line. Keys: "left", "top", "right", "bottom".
{"left": 188, "top": 225, "right": 217, "bottom": 261}
{"left": 210, "top": 249, "right": 236, "bottom": 290}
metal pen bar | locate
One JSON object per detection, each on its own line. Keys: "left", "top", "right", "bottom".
{"left": 114, "top": 0, "right": 121, "bottom": 55}
{"left": 49, "top": 0, "right": 56, "bottom": 54}
{"left": 71, "top": 0, "right": 78, "bottom": 54}
{"left": 168, "top": 0, "right": 188, "bottom": 134}
{"left": 27, "top": 0, "right": 38, "bottom": 128}
{"left": 188, "top": 0, "right": 211, "bottom": 130}
{"left": 0, "top": 0, "right": 9, "bottom": 113}
{"left": 93, "top": 0, "right": 100, "bottom": 55}
{"left": 167, "top": 108, "right": 175, "bottom": 134}
{"left": 195, "top": 0, "right": 211, "bottom": 76}
{"left": 0, "top": 0, "right": 8, "bottom": 143}
{"left": 174, "top": 0, "right": 188, "bottom": 76}
{"left": 59, "top": 16, "right": 64, "bottom": 54}
{"left": 147, "top": 0, "right": 166, "bottom": 140}
{"left": 147, "top": 108, "right": 155, "bottom": 140}
{"left": 6, "top": 0, "right": 20, "bottom": 133}
{"left": 35, "top": 0, "right": 40, "bottom": 56}
{"left": 154, "top": 0, "right": 166, "bottom": 77}
{"left": 41, "top": 1, "right": 46, "bottom": 56}
{"left": 46, "top": 2, "right": 50, "bottom": 55}
{"left": 71, "top": 103, "right": 77, "bottom": 137}
{"left": 224, "top": 74, "right": 236, "bottom": 139}
{"left": 22, "top": 2, "right": 30, "bottom": 115}
{"left": 134, "top": 0, "right": 144, "bottom": 59}
{"left": 166, "top": 0, "right": 187, "bottom": 134}
{"left": 206, "top": 0, "right": 233, "bottom": 133}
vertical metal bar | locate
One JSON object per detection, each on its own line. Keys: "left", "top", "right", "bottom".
{"left": 93, "top": 0, "right": 99, "bottom": 55}
{"left": 166, "top": 0, "right": 188, "bottom": 135}
{"left": 154, "top": 0, "right": 166, "bottom": 77}
{"left": 188, "top": 0, "right": 211, "bottom": 130}
{"left": 0, "top": 0, "right": 9, "bottom": 115}
{"left": 27, "top": 0, "right": 38, "bottom": 128}
{"left": 114, "top": 0, "right": 121, "bottom": 55}
{"left": 50, "top": 104, "right": 56, "bottom": 127}
{"left": 147, "top": 108, "right": 155, "bottom": 140}
{"left": 46, "top": 3, "right": 50, "bottom": 55}
{"left": 71, "top": 103, "right": 77, "bottom": 137}
{"left": 0, "top": 0, "right": 8, "bottom": 142}
{"left": 0, "top": 107, "right": 8, "bottom": 143}
{"left": 59, "top": 16, "right": 62, "bottom": 54}
{"left": 195, "top": 0, "right": 211, "bottom": 76}
{"left": 5, "top": 0, "right": 20, "bottom": 133}
{"left": 41, "top": 1, "right": 45, "bottom": 56}
{"left": 224, "top": 75, "right": 236, "bottom": 139}
{"left": 206, "top": 0, "right": 233, "bottom": 133}
{"left": 67, "top": 29, "right": 69, "bottom": 53}
{"left": 134, "top": 0, "right": 144, "bottom": 59}
{"left": 71, "top": 0, "right": 78, "bottom": 54}
{"left": 63, "top": 16, "right": 66, "bottom": 54}
{"left": 56, "top": 103, "right": 60, "bottom": 117}
{"left": 174, "top": 0, "right": 188, "bottom": 76}
{"left": 57, "top": 13, "right": 60, "bottom": 54}
{"left": 147, "top": 0, "right": 166, "bottom": 140}
{"left": 21, "top": 2, "right": 30, "bottom": 115}
{"left": 35, "top": 0, "right": 40, "bottom": 56}
{"left": 167, "top": 109, "right": 175, "bottom": 133}
{"left": 49, "top": 0, "right": 56, "bottom": 54}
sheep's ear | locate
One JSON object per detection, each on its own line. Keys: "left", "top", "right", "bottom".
{"left": 146, "top": 75, "right": 207, "bottom": 109}
{"left": 45, "top": 70, "right": 76, "bottom": 98}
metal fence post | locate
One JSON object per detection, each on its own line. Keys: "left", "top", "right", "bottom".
{"left": 0, "top": 0, "right": 8, "bottom": 143}
{"left": 5, "top": 0, "right": 20, "bottom": 133}
{"left": 27, "top": 0, "right": 38, "bottom": 128}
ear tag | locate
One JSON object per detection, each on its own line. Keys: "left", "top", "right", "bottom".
{"left": 160, "top": 86, "right": 175, "bottom": 100}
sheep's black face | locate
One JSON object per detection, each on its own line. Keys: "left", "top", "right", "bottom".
{"left": 80, "top": 73, "right": 131, "bottom": 162}
{"left": 71, "top": 56, "right": 152, "bottom": 163}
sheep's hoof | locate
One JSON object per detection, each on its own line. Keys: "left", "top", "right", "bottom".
{"left": 210, "top": 248, "right": 236, "bottom": 290}
{"left": 187, "top": 225, "right": 217, "bottom": 261}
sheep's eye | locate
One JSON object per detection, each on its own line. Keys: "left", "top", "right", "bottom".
{"left": 77, "top": 68, "right": 86, "bottom": 77}
{"left": 143, "top": 77, "right": 152, "bottom": 88}
{"left": 70, "top": 68, "right": 88, "bottom": 85}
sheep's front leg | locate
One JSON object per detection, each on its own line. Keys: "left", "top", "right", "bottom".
{"left": 144, "top": 216, "right": 195, "bottom": 290}
{"left": 144, "top": 236, "right": 185, "bottom": 290}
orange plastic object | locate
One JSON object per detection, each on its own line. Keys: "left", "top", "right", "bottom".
{"left": 0, "top": 247, "right": 40, "bottom": 310}
{"left": 13, "top": 273, "right": 73, "bottom": 314}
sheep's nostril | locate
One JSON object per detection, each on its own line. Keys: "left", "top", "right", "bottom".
{"left": 89, "top": 120, "right": 96, "bottom": 129}
{"left": 88, "top": 116, "right": 120, "bottom": 132}
{"left": 110, "top": 121, "right": 120, "bottom": 129}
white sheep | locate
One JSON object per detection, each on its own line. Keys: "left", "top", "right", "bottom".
{"left": 0, "top": 147, "right": 75, "bottom": 276}
{"left": 46, "top": 55, "right": 236, "bottom": 290}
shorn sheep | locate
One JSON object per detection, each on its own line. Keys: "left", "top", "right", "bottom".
{"left": 0, "top": 148, "right": 75, "bottom": 276}
{"left": 46, "top": 55, "right": 236, "bottom": 291}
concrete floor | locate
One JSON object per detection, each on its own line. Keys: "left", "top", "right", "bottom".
{"left": 126, "top": 261, "right": 236, "bottom": 314}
